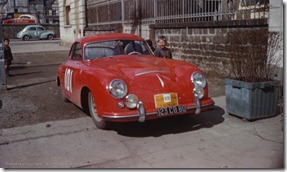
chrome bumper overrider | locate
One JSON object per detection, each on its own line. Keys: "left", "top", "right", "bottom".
{"left": 138, "top": 101, "right": 145, "bottom": 122}
{"left": 102, "top": 101, "right": 215, "bottom": 122}
{"left": 194, "top": 97, "right": 201, "bottom": 114}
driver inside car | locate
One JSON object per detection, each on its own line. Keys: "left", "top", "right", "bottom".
{"left": 124, "top": 42, "right": 143, "bottom": 54}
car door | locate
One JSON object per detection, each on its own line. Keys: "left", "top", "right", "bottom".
{"left": 35, "top": 26, "right": 45, "bottom": 39}
{"left": 27, "top": 26, "right": 36, "bottom": 38}
{"left": 61, "top": 42, "right": 83, "bottom": 106}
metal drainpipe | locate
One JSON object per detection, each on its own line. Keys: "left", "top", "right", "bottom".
{"left": 83, "top": 0, "right": 88, "bottom": 36}
{"left": 121, "top": 0, "right": 124, "bottom": 23}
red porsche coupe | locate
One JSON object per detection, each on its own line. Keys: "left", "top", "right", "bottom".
{"left": 57, "top": 33, "right": 214, "bottom": 129}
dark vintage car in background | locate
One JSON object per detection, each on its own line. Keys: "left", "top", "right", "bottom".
{"left": 57, "top": 33, "right": 215, "bottom": 129}
{"left": 16, "top": 25, "right": 56, "bottom": 41}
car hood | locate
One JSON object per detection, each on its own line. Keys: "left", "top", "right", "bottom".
{"left": 87, "top": 55, "right": 200, "bottom": 90}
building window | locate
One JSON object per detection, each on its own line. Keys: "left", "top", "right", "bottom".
{"left": 65, "top": 5, "right": 70, "bottom": 25}
{"left": 241, "top": 0, "right": 268, "bottom": 6}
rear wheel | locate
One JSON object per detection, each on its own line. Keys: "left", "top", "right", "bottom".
{"left": 88, "top": 92, "right": 108, "bottom": 129}
{"left": 22, "top": 35, "right": 30, "bottom": 41}
{"left": 47, "top": 34, "right": 54, "bottom": 40}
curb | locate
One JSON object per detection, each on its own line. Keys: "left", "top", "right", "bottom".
{"left": 13, "top": 50, "right": 69, "bottom": 54}
{"left": 6, "top": 79, "right": 56, "bottom": 90}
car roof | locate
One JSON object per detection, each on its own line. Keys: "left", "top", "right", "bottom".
{"left": 77, "top": 33, "right": 145, "bottom": 44}
{"left": 19, "top": 14, "right": 34, "bottom": 17}
{"left": 24, "top": 25, "right": 43, "bottom": 28}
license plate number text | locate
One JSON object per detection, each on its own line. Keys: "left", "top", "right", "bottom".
{"left": 157, "top": 105, "right": 187, "bottom": 116}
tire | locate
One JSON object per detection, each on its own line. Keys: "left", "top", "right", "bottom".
{"left": 88, "top": 92, "right": 108, "bottom": 129}
{"left": 47, "top": 34, "right": 54, "bottom": 40}
{"left": 22, "top": 35, "right": 30, "bottom": 41}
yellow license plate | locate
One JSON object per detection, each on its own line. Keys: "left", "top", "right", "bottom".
{"left": 154, "top": 93, "right": 179, "bottom": 108}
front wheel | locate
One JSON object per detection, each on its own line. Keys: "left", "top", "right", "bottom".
{"left": 22, "top": 35, "right": 30, "bottom": 41}
{"left": 47, "top": 34, "right": 54, "bottom": 40}
{"left": 88, "top": 92, "right": 109, "bottom": 129}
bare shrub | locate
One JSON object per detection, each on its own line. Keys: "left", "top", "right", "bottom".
{"left": 227, "top": 29, "right": 282, "bottom": 82}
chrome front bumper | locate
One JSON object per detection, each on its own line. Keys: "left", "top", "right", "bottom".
{"left": 102, "top": 101, "right": 215, "bottom": 122}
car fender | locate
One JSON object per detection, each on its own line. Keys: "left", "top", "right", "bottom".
{"left": 18, "top": 32, "right": 32, "bottom": 39}
{"left": 3, "top": 19, "right": 15, "bottom": 24}
{"left": 58, "top": 64, "right": 102, "bottom": 110}
{"left": 22, "top": 34, "right": 32, "bottom": 40}
{"left": 79, "top": 66, "right": 126, "bottom": 116}
{"left": 40, "top": 32, "right": 54, "bottom": 39}
{"left": 39, "top": 32, "right": 49, "bottom": 39}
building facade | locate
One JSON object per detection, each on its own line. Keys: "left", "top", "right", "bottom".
{"left": 59, "top": 0, "right": 283, "bottom": 43}
{"left": 58, "top": 0, "right": 283, "bottom": 78}
{"left": 59, "top": 0, "right": 85, "bottom": 45}
{"left": 0, "top": 0, "right": 59, "bottom": 24}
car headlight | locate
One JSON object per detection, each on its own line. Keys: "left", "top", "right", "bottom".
{"left": 125, "top": 94, "right": 139, "bottom": 109}
{"left": 191, "top": 72, "right": 206, "bottom": 88}
{"left": 109, "top": 79, "right": 128, "bottom": 99}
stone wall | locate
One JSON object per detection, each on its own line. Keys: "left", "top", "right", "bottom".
{"left": 150, "top": 19, "right": 268, "bottom": 76}
{"left": 1, "top": 24, "right": 60, "bottom": 39}
{"left": 83, "top": 19, "right": 268, "bottom": 77}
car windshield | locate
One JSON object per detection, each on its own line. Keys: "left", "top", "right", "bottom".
{"left": 84, "top": 40, "right": 153, "bottom": 60}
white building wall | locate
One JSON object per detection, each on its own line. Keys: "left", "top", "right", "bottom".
{"left": 268, "top": 0, "right": 284, "bottom": 82}
{"left": 59, "top": 0, "right": 86, "bottom": 46}
{"left": 122, "top": 23, "right": 150, "bottom": 40}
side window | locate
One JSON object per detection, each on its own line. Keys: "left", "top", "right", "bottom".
{"left": 21, "top": 16, "right": 29, "bottom": 19}
{"left": 124, "top": 41, "right": 144, "bottom": 54}
{"left": 71, "top": 43, "right": 82, "bottom": 61}
{"left": 69, "top": 43, "right": 76, "bottom": 57}
{"left": 28, "top": 27, "right": 36, "bottom": 31}
{"left": 37, "top": 27, "right": 45, "bottom": 31}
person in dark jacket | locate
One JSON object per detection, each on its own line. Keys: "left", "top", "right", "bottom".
{"left": 3, "top": 38, "right": 13, "bottom": 76}
{"left": 154, "top": 35, "right": 172, "bottom": 59}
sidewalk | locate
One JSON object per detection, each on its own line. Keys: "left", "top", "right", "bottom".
{"left": 0, "top": 40, "right": 284, "bottom": 168}
{"left": 0, "top": 96, "right": 283, "bottom": 168}
{"left": 10, "top": 39, "right": 70, "bottom": 54}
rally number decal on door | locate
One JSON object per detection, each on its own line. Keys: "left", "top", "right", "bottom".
{"left": 64, "top": 68, "right": 73, "bottom": 93}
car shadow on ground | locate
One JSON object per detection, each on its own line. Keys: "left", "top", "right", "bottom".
{"left": 108, "top": 106, "right": 225, "bottom": 137}
{"left": 9, "top": 71, "right": 43, "bottom": 77}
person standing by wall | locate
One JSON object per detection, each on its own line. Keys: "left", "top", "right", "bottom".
{"left": 3, "top": 38, "right": 13, "bottom": 76}
{"left": 154, "top": 35, "right": 172, "bottom": 59}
